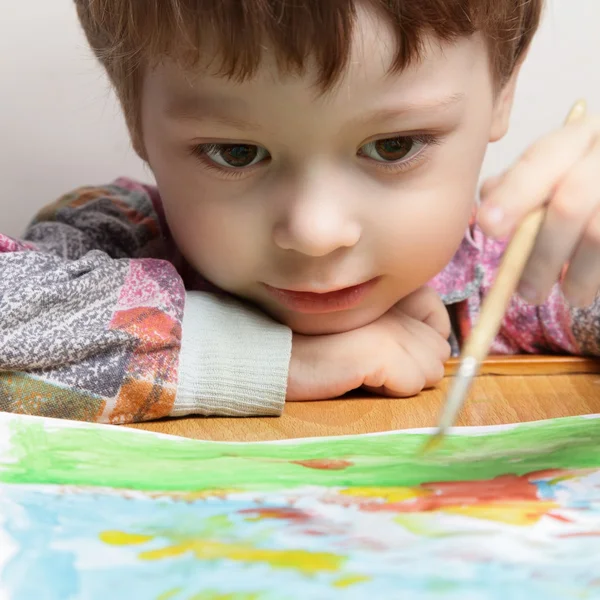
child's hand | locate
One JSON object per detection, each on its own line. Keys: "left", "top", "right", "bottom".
{"left": 286, "top": 286, "right": 451, "bottom": 401}
{"left": 479, "top": 113, "right": 600, "bottom": 307}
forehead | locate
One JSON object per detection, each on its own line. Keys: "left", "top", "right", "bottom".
{"left": 144, "top": 8, "right": 490, "bottom": 121}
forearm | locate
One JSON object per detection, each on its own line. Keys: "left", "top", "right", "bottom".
{"left": 1, "top": 179, "right": 293, "bottom": 422}
{"left": 0, "top": 248, "right": 185, "bottom": 423}
{"left": 0, "top": 250, "right": 292, "bottom": 422}
{"left": 494, "top": 284, "right": 599, "bottom": 356}
{"left": 174, "top": 292, "right": 291, "bottom": 417}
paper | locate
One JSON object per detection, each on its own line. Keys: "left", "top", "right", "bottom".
{"left": 1, "top": 412, "right": 600, "bottom": 599}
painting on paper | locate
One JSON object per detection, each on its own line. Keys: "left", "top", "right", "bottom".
{"left": 1, "top": 412, "right": 600, "bottom": 599}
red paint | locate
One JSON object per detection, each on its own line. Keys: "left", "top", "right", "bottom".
{"left": 547, "top": 512, "right": 574, "bottom": 523}
{"left": 292, "top": 459, "right": 354, "bottom": 471}
{"left": 419, "top": 474, "right": 539, "bottom": 505}
{"left": 239, "top": 507, "right": 311, "bottom": 523}
{"left": 558, "top": 531, "right": 600, "bottom": 538}
{"left": 303, "top": 529, "right": 327, "bottom": 536}
{"left": 360, "top": 474, "right": 540, "bottom": 514}
{"left": 263, "top": 279, "right": 378, "bottom": 314}
{"left": 527, "top": 469, "right": 570, "bottom": 481}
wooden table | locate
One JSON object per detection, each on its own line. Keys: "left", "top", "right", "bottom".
{"left": 130, "top": 356, "right": 600, "bottom": 442}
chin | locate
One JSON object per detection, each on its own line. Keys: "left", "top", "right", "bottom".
{"left": 270, "top": 307, "right": 386, "bottom": 336}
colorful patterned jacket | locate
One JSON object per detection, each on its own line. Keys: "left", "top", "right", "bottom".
{"left": 1, "top": 179, "right": 598, "bottom": 423}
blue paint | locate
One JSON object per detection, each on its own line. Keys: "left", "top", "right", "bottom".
{"left": 1, "top": 477, "right": 600, "bottom": 600}
{"left": 531, "top": 479, "right": 556, "bottom": 500}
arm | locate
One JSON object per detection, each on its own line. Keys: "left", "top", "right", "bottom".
{"left": 0, "top": 181, "right": 291, "bottom": 423}
{"left": 492, "top": 284, "right": 598, "bottom": 356}
{"left": 466, "top": 231, "right": 599, "bottom": 356}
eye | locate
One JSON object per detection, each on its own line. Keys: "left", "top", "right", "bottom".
{"left": 358, "top": 135, "right": 428, "bottom": 163}
{"left": 198, "top": 143, "right": 270, "bottom": 168}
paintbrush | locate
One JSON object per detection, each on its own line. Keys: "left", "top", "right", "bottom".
{"left": 422, "top": 99, "right": 588, "bottom": 454}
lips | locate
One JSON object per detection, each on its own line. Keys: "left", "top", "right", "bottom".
{"left": 263, "top": 278, "right": 378, "bottom": 314}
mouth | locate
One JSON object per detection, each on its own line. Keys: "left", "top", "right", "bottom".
{"left": 263, "top": 278, "right": 379, "bottom": 314}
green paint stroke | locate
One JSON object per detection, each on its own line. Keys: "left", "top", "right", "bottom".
{"left": 156, "top": 589, "right": 183, "bottom": 600}
{"left": 1, "top": 416, "right": 600, "bottom": 491}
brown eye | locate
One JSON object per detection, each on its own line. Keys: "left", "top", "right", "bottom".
{"left": 201, "top": 143, "right": 270, "bottom": 168}
{"left": 218, "top": 144, "right": 257, "bottom": 167}
{"left": 374, "top": 138, "right": 413, "bottom": 161}
{"left": 359, "top": 136, "right": 422, "bottom": 163}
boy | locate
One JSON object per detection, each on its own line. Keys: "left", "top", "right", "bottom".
{"left": 1, "top": 0, "right": 599, "bottom": 424}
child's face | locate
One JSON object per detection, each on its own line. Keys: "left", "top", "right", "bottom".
{"left": 141, "top": 8, "right": 514, "bottom": 335}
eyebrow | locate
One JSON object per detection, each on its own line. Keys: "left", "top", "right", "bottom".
{"left": 165, "top": 90, "right": 466, "bottom": 131}
{"left": 351, "top": 92, "right": 466, "bottom": 127}
{"left": 165, "top": 93, "right": 262, "bottom": 131}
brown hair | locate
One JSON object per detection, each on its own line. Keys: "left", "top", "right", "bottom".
{"left": 75, "top": 0, "right": 543, "bottom": 152}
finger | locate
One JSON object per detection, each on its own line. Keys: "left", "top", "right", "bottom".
{"left": 562, "top": 207, "right": 600, "bottom": 307}
{"left": 396, "top": 287, "right": 450, "bottom": 339}
{"left": 479, "top": 172, "right": 505, "bottom": 199}
{"left": 400, "top": 312, "right": 451, "bottom": 362}
{"left": 373, "top": 315, "right": 444, "bottom": 396}
{"left": 479, "top": 117, "right": 600, "bottom": 238}
{"left": 399, "top": 318, "right": 448, "bottom": 385}
{"left": 517, "top": 143, "right": 600, "bottom": 304}
{"left": 363, "top": 345, "right": 426, "bottom": 397}
{"left": 362, "top": 385, "right": 410, "bottom": 398}
{"left": 422, "top": 301, "right": 451, "bottom": 341}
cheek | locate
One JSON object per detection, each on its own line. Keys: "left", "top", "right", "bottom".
{"left": 376, "top": 194, "right": 472, "bottom": 276}
{"left": 160, "top": 183, "right": 263, "bottom": 290}
{"left": 146, "top": 135, "right": 268, "bottom": 292}
{"left": 373, "top": 152, "right": 481, "bottom": 281}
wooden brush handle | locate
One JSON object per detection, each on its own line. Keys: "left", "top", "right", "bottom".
{"left": 462, "top": 99, "right": 588, "bottom": 365}
{"left": 461, "top": 209, "right": 545, "bottom": 362}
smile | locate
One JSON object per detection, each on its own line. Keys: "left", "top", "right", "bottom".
{"left": 263, "top": 278, "right": 379, "bottom": 314}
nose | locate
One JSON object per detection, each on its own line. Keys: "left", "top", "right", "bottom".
{"left": 272, "top": 171, "right": 361, "bottom": 257}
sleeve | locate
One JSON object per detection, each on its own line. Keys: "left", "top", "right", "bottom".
{"left": 491, "top": 285, "right": 600, "bottom": 357}
{"left": 459, "top": 227, "right": 599, "bottom": 357}
{"left": 0, "top": 181, "right": 291, "bottom": 424}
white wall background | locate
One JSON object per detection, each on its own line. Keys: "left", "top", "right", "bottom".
{"left": 1, "top": 1, "right": 599, "bottom": 237}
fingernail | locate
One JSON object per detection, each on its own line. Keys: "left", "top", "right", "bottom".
{"left": 517, "top": 281, "right": 538, "bottom": 304}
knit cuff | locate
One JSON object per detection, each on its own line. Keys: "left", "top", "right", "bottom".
{"left": 172, "top": 292, "right": 292, "bottom": 417}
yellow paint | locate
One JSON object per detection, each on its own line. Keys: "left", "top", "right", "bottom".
{"left": 189, "top": 592, "right": 261, "bottom": 600}
{"left": 442, "top": 501, "right": 559, "bottom": 526}
{"left": 243, "top": 510, "right": 288, "bottom": 522}
{"left": 139, "top": 540, "right": 344, "bottom": 574}
{"left": 340, "top": 487, "right": 428, "bottom": 503}
{"left": 419, "top": 434, "right": 443, "bottom": 456}
{"left": 156, "top": 588, "right": 182, "bottom": 600}
{"left": 394, "top": 514, "right": 445, "bottom": 537}
{"left": 181, "top": 489, "right": 239, "bottom": 501}
{"left": 548, "top": 473, "right": 579, "bottom": 485}
{"left": 141, "top": 543, "right": 189, "bottom": 560}
{"left": 333, "top": 575, "right": 371, "bottom": 588}
{"left": 197, "top": 514, "right": 234, "bottom": 535}
{"left": 100, "top": 530, "right": 154, "bottom": 546}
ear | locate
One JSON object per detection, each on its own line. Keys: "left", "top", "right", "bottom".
{"left": 488, "top": 63, "right": 523, "bottom": 143}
